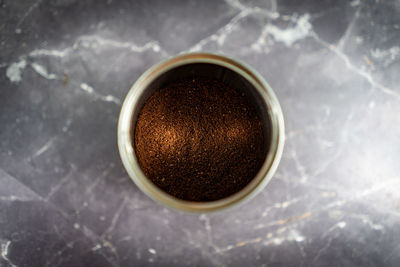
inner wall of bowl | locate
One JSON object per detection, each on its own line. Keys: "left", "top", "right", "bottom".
{"left": 130, "top": 62, "right": 272, "bottom": 170}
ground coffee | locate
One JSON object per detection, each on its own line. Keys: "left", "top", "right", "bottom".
{"left": 134, "top": 77, "right": 267, "bottom": 201}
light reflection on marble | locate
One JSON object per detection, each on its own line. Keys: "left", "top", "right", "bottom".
{"left": 1, "top": 0, "right": 400, "bottom": 266}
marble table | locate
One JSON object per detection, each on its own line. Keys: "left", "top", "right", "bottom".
{"left": 1, "top": 0, "right": 400, "bottom": 266}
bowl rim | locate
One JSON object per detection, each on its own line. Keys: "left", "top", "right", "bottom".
{"left": 117, "top": 52, "right": 285, "bottom": 212}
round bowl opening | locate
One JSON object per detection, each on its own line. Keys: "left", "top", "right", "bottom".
{"left": 118, "top": 53, "right": 284, "bottom": 212}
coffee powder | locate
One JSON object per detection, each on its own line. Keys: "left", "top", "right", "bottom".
{"left": 134, "top": 77, "right": 267, "bottom": 201}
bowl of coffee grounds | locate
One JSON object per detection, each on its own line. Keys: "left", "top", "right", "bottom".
{"left": 118, "top": 53, "right": 284, "bottom": 212}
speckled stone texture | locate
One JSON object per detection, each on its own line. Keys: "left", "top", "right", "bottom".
{"left": 1, "top": 0, "right": 400, "bottom": 266}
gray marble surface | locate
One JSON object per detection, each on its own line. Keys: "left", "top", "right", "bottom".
{"left": 1, "top": 0, "right": 400, "bottom": 266}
